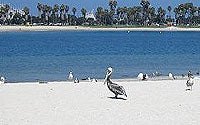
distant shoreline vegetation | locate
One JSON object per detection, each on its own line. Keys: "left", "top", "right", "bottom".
{"left": 0, "top": 0, "right": 200, "bottom": 28}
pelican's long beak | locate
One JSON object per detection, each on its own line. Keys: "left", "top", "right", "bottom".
{"left": 104, "top": 74, "right": 108, "bottom": 85}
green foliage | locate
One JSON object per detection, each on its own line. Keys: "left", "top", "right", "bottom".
{"left": 0, "top": 1, "right": 199, "bottom": 27}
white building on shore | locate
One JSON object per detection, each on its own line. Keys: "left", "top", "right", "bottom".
{"left": 85, "top": 10, "right": 96, "bottom": 21}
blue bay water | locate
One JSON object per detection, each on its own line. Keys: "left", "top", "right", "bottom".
{"left": 0, "top": 31, "right": 200, "bottom": 82}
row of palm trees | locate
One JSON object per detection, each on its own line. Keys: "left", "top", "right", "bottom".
{"left": 174, "top": 3, "right": 200, "bottom": 25}
{"left": 0, "top": 0, "right": 200, "bottom": 26}
{"left": 102, "top": 0, "right": 200, "bottom": 26}
{"left": 36, "top": 3, "right": 92, "bottom": 25}
{"left": 37, "top": 3, "right": 71, "bottom": 24}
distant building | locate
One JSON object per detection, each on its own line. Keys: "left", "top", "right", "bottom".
{"left": 85, "top": 10, "right": 96, "bottom": 21}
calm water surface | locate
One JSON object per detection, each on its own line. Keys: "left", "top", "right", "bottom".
{"left": 0, "top": 31, "right": 199, "bottom": 82}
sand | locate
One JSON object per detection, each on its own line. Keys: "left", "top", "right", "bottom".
{"left": 0, "top": 25, "right": 200, "bottom": 32}
{"left": 1, "top": 78, "right": 200, "bottom": 125}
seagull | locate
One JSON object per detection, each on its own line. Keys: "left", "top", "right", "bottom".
{"left": 187, "top": 70, "right": 193, "bottom": 78}
{"left": 168, "top": 72, "right": 175, "bottom": 80}
{"left": 138, "top": 73, "right": 148, "bottom": 80}
{"left": 74, "top": 78, "right": 79, "bottom": 83}
{"left": 68, "top": 71, "right": 74, "bottom": 80}
{"left": 137, "top": 73, "right": 144, "bottom": 80}
{"left": 104, "top": 67, "right": 127, "bottom": 99}
{"left": 0, "top": 76, "right": 5, "bottom": 84}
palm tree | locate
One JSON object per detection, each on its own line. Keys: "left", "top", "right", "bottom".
{"left": 113, "top": 0, "right": 117, "bottom": 10}
{"left": 117, "top": 7, "right": 128, "bottom": 24}
{"left": 184, "top": 3, "right": 193, "bottom": 24}
{"left": 71, "top": 7, "right": 77, "bottom": 25}
{"left": 96, "top": 7, "right": 103, "bottom": 25}
{"left": 43, "top": 5, "right": 52, "bottom": 24}
{"left": 198, "top": 7, "right": 200, "bottom": 17}
{"left": 81, "top": 8, "right": 87, "bottom": 24}
{"left": 167, "top": 6, "right": 172, "bottom": 19}
{"left": 23, "top": 7, "right": 30, "bottom": 23}
{"left": 116, "top": 7, "right": 123, "bottom": 22}
{"left": 109, "top": 0, "right": 117, "bottom": 13}
{"left": 157, "top": 7, "right": 166, "bottom": 24}
{"left": 103, "top": 9, "right": 111, "bottom": 25}
{"left": 148, "top": 6, "right": 156, "bottom": 25}
{"left": 126, "top": 7, "right": 133, "bottom": 24}
{"left": 37, "top": 3, "right": 43, "bottom": 21}
{"left": 109, "top": 0, "right": 114, "bottom": 12}
{"left": 140, "top": 0, "right": 150, "bottom": 25}
{"left": 9, "top": 11, "right": 13, "bottom": 20}
{"left": 72, "top": 7, "right": 76, "bottom": 16}
{"left": 178, "top": 3, "right": 186, "bottom": 25}
{"left": 65, "top": 5, "right": 69, "bottom": 23}
{"left": 60, "top": 4, "right": 65, "bottom": 23}
{"left": 192, "top": 6, "right": 198, "bottom": 25}
{"left": 12, "top": 11, "right": 23, "bottom": 24}
{"left": 174, "top": 7, "right": 179, "bottom": 25}
{"left": 0, "top": 4, "right": 10, "bottom": 24}
{"left": 0, "top": 5, "right": 6, "bottom": 21}
{"left": 48, "top": 6, "right": 52, "bottom": 23}
{"left": 4, "top": 4, "right": 10, "bottom": 15}
{"left": 53, "top": 4, "right": 59, "bottom": 24}
{"left": 109, "top": 0, "right": 117, "bottom": 25}
{"left": 81, "top": 8, "right": 87, "bottom": 18}
{"left": 131, "top": 6, "right": 142, "bottom": 25}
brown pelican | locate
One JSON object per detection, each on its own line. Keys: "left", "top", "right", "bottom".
{"left": 104, "top": 67, "right": 127, "bottom": 98}
{"left": 186, "top": 77, "right": 194, "bottom": 91}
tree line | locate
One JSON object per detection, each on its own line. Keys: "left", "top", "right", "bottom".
{"left": 0, "top": 0, "right": 200, "bottom": 26}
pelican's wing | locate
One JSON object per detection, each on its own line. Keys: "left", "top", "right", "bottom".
{"left": 120, "top": 86, "right": 127, "bottom": 97}
{"left": 110, "top": 83, "right": 126, "bottom": 96}
{"left": 186, "top": 79, "right": 194, "bottom": 86}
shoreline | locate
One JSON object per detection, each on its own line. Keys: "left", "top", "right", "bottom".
{"left": 2, "top": 75, "right": 200, "bottom": 84}
{"left": 0, "top": 76, "right": 184, "bottom": 83}
{"left": 0, "top": 25, "right": 200, "bottom": 32}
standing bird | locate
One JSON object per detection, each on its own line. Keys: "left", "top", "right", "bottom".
{"left": 0, "top": 76, "right": 5, "bottom": 84}
{"left": 187, "top": 70, "right": 193, "bottom": 79}
{"left": 186, "top": 76, "right": 194, "bottom": 91}
{"left": 104, "top": 67, "right": 127, "bottom": 99}
{"left": 68, "top": 71, "right": 74, "bottom": 80}
{"left": 74, "top": 78, "right": 79, "bottom": 83}
{"left": 168, "top": 72, "right": 175, "bottom": 80}
{"left": 137, "top": 73, "right": 148, "bottom": 80}
{"left": 137, "top": 73, "right": 144, "bottom": 80}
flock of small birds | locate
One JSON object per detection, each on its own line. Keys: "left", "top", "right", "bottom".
{"left": 1, "top": 70, "right": 198, "bottom": 95}
{"left": 67, "top": 71, "right": 98, "bottom": 83}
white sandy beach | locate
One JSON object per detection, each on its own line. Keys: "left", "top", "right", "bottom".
{"left": 0, "top": 25, "right": 200, "bottom": 32}
{"left": 1, "top": 79, "right": 200, "bottom": 125}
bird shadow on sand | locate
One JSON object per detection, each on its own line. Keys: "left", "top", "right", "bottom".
{"left": 108, "top": 96, "right": 127, "bottom": 100}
